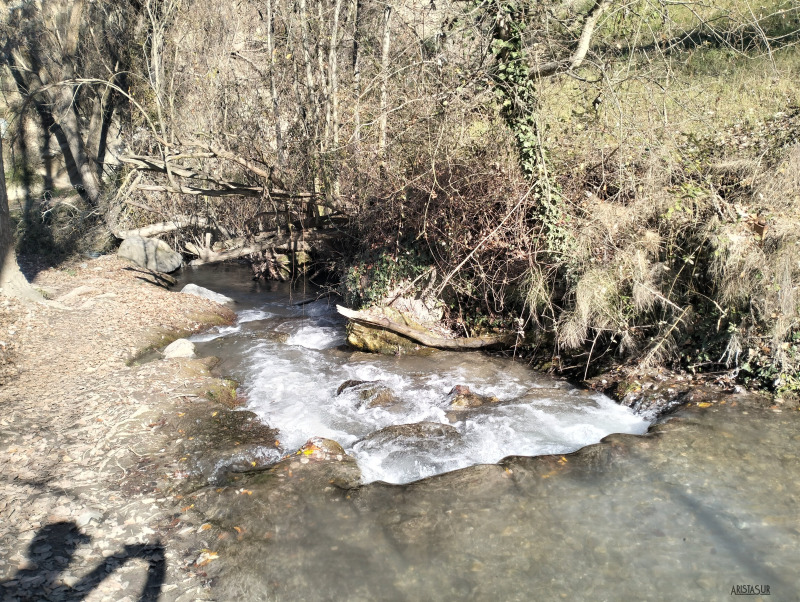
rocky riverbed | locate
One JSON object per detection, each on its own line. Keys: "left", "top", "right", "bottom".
{"left": 1, "top": 256, "right": 798, "bottom": 601}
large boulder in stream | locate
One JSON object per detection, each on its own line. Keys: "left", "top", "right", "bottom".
{"left": 346, "top": 307, "right": 436, "bottom": 356}
{"left": 337, "top": 380, "right": 399, "bottom": 409}
{"left": 118, "top": 236, "right": 183, "bottom": 273}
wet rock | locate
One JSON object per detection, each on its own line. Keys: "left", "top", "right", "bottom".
{"left": 336, "top": 379, "right": 369, "bottom": 395}
{"left": 265, "top": 331, "right": 290, "bottom": 344}
{"left": 619, "top": 378, "right": 695, "bottom": 419}
{"left": 163, "top": 338, "right": 196, "bottom": 359}
{"left": 180, "top": 283, "right": 234, "bottom": 304}
{"left": 117, "top": 236, "right": 182, "bottom": 273}
{"left": 168, "top": 404, "right": 279, "bottom": 489}
{"left": 337, "top": 380, "right": 399, "bottom": 408}
{"left": 359, "top": 422, "right": 462, "bottom": 450}
{"left": 297, "top": 437, "right": 347, "bottom": 458}
{"left": 346, "top": 307, "right": 436, "bottom": 356}
{"left": 447, "top": 385, "right": 499, "bottom": 409}
{"left": 254, "top": 437, "right": 361, "bottom": 490}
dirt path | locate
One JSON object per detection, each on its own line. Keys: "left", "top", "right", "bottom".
{"left": 0, "top": 256, "right": 241, "bottom": 601}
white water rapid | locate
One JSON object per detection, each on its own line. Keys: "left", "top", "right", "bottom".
{"left": 183, "top": 266, "right": 650, "bottom": 484}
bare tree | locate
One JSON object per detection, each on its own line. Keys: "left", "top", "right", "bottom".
{"left": 1, "top": 1, "right": 132, "bottom": 208}
{"left": 0, "top": 137, "right": 39, "bottom": 300}
{"left": 378, "top": 3, "right": 393, "bottom": 159}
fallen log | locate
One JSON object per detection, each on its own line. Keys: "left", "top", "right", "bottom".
{"left": 336, "top": 305, "right": 517, "bottom": 350}
{"left": 187, "top": 230, "right": 335, "bottom": 265}
{"left": 116, "top": 215, "right": 234, "bottom": 239}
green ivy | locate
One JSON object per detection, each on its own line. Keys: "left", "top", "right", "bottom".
{"left": 487, "top": 1, "right": 574, "bottom": 263}
{"left": 340, "top": 247, "right": 432, "bottom": 309}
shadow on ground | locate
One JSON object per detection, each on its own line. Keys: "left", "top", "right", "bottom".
{"left": 0, "top": 521, "right": 165, "bottom": 602}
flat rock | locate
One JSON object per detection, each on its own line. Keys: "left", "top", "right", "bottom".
{"left": 359, "top": 422, "right": 462, "bottom": 448}
{"left": 117, "top": 236, "right": 183, "bottom": 273}
{"left": 180, "top": 284, "right": 234, "bottom": 304}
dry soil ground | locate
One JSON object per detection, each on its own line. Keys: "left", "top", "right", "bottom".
{"left": 0, "top": 256, "right": 241, "bottom": 601}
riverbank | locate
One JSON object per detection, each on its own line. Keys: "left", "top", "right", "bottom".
{"left": 2, "top": 256, "right": 798, "bottom": 601}
{"left": 0, "top": 255, "right": 241, "bottom": 601}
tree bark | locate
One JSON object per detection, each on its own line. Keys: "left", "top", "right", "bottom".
{"left": 351, "top": 0, "right": 362, "bottom": 150}
{"left": 3, "top": 1, "right": 105, "bottom": 206}
{"left": 530, "top": 0, "right": 613, "bottom": 77}
{"left": 187, "top": 229, "right": 335, "bottom": 265}
{"left": 329, "top": 0, "right": 342, "bottom": 151}
{"left": 266, "top": 0, "right": 285, "bottom": 165}
{"left": 0, "top": 138, "right": 39, "bottom": 301}
{"left": 378, "top": 4, "right": 393, "bottom": 158}
{"left": 116, "top": 215, "right": 227, "bottom": 239}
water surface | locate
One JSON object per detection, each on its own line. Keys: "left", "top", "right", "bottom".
{"left": 175, "top": 264, "right": 648, "bottom": 484}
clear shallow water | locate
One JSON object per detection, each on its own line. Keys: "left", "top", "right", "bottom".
{"left": 176, "top": 264, "right": 649, "bottom": 484}
{"left": 174, "top": 265, "right": 800, "bottom": 600}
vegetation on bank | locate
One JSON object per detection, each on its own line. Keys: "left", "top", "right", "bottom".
{"left": 1, "top": 0, "right": 799, "bottom": 391}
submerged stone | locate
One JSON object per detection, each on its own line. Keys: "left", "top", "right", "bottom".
{"left": 359, "top": 422, "right": 462, "bottom": 448}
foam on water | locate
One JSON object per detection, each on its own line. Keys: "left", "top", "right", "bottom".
{"left": 190, "top": 324, "right": 242, "bottom": 343}
{"left": 196, "top": 292, "right": 650, "bottom": 485}
{"left": 238, "top": 309, "right": 273, "bottom": 323}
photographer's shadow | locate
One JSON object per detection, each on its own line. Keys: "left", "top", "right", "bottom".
{"left": 1, "top": 521, "right": 165, "bottom": 601}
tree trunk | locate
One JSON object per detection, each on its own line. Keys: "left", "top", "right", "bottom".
{"left": 329, "top": 0, "right": 342, "bottom": 151}
{"left": 378, "top": 4, "right": 393, "bottom": 159}
{"left": 0, "top": 138, "right": 39, "bottom": 300}
{"left": 351, "top": 0, "right": 362, "bottom": 150}
{"left": 266, "top": 0, "right": 285, "bottom": 166}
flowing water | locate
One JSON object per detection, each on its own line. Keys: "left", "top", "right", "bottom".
{"left": 176, "top": 263, "right": 648, "bottom": 484}
{"left": 171, "top": 264, "right": 799, "bottom": 600}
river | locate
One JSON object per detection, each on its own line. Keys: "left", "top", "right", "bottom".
{"left": 172, "top": 264, "right": 798, "bottom": 601}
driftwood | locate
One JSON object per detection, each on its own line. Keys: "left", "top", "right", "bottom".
{"left": 116, "top": 215, "right": 233, "bottom": 238}
{"left": 119, "top": 150, "right": 317, "bottom": 200}
{"left": 187, "top": 230, "right": 334, "bottom": 265}
{"left": 336, "top": 305, "right": 517, "bottom": 350}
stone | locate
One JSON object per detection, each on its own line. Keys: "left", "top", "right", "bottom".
{"left": 76, "top": 510, "right": 102, "bottom": 527}
{"left": 265, "top": 331, "right": 290, "bottom": 344}
{"left": 447, "top": 385, "right": 499, "bottom": 409}
{"left": 359, "top": 385, "right": 398, "bottom": 409}
{"left": 180, "top": 284, "right": 234, "bottom": 304}
{"left": 117, "top": 237, "right": 182, "bottom": 273}
{"left": 346, "top": 307, "right": 436, "bottom": 356}
{"left": 163, "top": 338, "right": 196, "bottom": 359}
{"left": 298, "top": 437, "right": 346, "bottom": 458}
{"left": 336, "top": 380, "right": 399, "bottom": 408}
{"left": 359, "top": 422, "right": 462, "bottom": 450}
{"left": 336, "top": 380, "right": 369, "bottom": 395}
